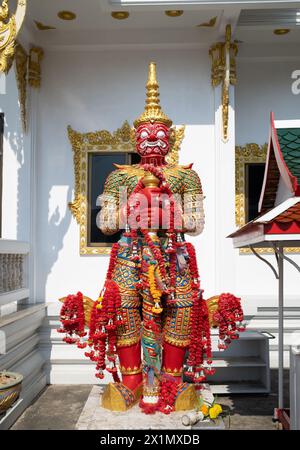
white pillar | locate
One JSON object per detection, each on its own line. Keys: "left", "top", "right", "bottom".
{"left": 213, "top": 83, "right": 236, "bottom": 294}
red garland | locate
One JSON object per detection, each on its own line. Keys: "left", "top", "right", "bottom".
{"left": 139, "top": 376, "right": 178, "bottom": 415}
{"left": 84, "top": 242, "right": 123, "bottom": 381}
{"left": 184, "top": 243, "right": 214, "bottom": 382}
{"left": 213, "top": 293, "right": 245, "bottom": 350}
{"left": 57, "top": 291, "right": 86, "bottom": 347}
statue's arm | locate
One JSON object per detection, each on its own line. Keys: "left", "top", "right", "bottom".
{"left": 182, "top": 168, "right": 205, "bottom": 236}
{"left": 98, "top": 170, "right": 123, "bottom": 235}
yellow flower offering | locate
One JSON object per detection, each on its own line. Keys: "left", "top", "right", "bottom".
{"left": 200, "top": 404, "right": 209, "bottom": 416}
{"left": 209, "top": 403, "right": 222, "bottom": 419}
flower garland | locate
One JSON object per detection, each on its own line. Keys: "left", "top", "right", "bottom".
{"left": 85, "top": 242, "right": 123, "bottom": 381}
{"left": 57, "top": 292, "right": 86, "bottom": 347}
{"left": 213, "top": 293, "right": 245, "bottom": 350}
{"left": 184, "top": 243, "right": 214, "bottom": 382}
{"left": 139, "top": 375, "right": 178, "bottom": 415}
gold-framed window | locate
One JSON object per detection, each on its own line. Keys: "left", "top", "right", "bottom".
{"left": 68, "top": 121, "right": 135, "bottom": 255}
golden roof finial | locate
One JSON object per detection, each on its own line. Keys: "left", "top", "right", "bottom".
{"left": 134, "top": 62, "right": 172, "bottom": 128}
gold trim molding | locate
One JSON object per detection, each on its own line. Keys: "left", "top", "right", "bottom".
{"left": 0, "top": 0, "right": 27, "bottom": 74}
{"left": 235, "top": 143, "right": 300, "bottom": 254}
{"left": 14, "top": 42, "right": 28, "bottom": 132}
{"left": 68, "top": 121, "right": 185, "bottom": 255}
{"left": 209, "top": 24, "right": 238, "bottom": 141}
{"left": 28, "top": 47, "right": 44, "bottom": 88}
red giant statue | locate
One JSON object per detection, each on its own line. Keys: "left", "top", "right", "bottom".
{"left": 58, "top": 62, "right": 245, "bottom": 413}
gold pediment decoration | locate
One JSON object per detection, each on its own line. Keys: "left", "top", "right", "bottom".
{"left": 235, "top": 143, "right": 300, "bottom": 254}
{"left": 68, "top": 121, "right": 185, "bottom": 255}
{"left": 0, "top": 0, "right": 27, "bottom": 74}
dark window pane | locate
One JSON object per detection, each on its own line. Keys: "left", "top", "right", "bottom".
{"left": 130, "top": 152, "right": 141, "bottom": 165}
{"left": 89, "top": 153, "right": 127, "bottom": 245}
{"left": 246, "top": 163, "right": 265, "bottom": 222}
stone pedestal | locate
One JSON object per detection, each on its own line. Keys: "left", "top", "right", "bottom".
{"left": 76, "top": 386, "right": 225, "bottom": 430}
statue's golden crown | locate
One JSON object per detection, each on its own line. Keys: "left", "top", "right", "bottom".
{"left": 133, "top": 62, "right": 173, "bottom": 129}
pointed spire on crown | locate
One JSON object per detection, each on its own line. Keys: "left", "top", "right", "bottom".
{"left": 133, "top": 62, "right": 172, "bottom": 128}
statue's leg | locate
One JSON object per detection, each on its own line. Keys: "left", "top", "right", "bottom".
{"left": 102, "top": 252, "right": 143, "bottom": 411}
{"left": 162, "top": 301, "right": 192, "bottom": 382}
{"left": 113, "top": 252, "right": 142, "bottom": 391}
{"left": 161, "top": 268, "right": 197, "bottom": 410}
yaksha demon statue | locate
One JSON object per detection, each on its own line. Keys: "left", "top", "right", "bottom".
{"left": 58, "top": 63, "right": 245, "bottom": 414}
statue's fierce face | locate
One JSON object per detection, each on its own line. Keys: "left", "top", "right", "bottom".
{"left": 135, "top": 122, "right": 170, "bottom": 158}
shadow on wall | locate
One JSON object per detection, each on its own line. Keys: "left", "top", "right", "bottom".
{"left": 38, "top": 185, "right": 72, "bottom": 302}
{"left": 3, "top": 69, "right": 72, "bottom": 305}
{"left": 2, "top": 68, "right": 27, "bottom": 242}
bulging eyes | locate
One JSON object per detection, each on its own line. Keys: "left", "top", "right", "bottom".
{"left": 157, "top": 130, "right": 166, "bottom": 139}
{"left": 140, "top": 130, "right": 149, "bottom": 139}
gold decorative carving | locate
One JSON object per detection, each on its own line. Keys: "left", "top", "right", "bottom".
{"left": 34, "top": 20, "right": 56, "bottom": 31}
{"left": 68, "top": 121, "right": 185, "bottom": 255}
{"left": 101, "top": 382, "right": 142, "bottom": 411}
{"left": 175, "top": 384, "right": 197, "bottom": 411}
{"left": 209, "top": 24, "right": 238, "bottom": 141}
{"left": 206, "top": 295, "right": 220, "bottom": 328}
{"left": 14, "top": 42, "right": 28, "bottom": 132}
{"left": 166, "top": 125, "right": 185, "bottom": 165}
{"left": 120, "top": 365, "right": 142, "bottom": 375}
{"left": 0, "top": 0, "right": 27, "bottom": 74}
{"left": 235, "top": 143, "right": 300, "bottom": 254}
{"left": 28, "top": 47, "right": 44, "bottom": 88}
{"left": 197, "top": 16, "right": 217, "bottom": 27}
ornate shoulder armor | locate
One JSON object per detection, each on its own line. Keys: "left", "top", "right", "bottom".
{"left": 182, "top": 168, "right": 205, "bottom": 236}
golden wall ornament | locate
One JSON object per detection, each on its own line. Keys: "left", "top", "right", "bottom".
{"left": 235, "top": 143, "right": 300, "bottom": 254}
{"left": 28, "top": 47, "right": 44, "bottom": 88}
{"left": 0, "top": 0, "right": 27, "bottom": 74}
{"left": 14, "top": 42, "right": 28, "bottom": 132}
{"left": 209, "top": 24, "right": 238, "bottom": 141}
{"left": 68, "top": 121, "right": 185, "bottom": 255}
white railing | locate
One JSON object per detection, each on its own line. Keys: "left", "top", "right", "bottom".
{"left": 0, "top": 240, "right": 30, "bottom": 308}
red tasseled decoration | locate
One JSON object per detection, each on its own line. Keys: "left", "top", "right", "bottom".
{"left": 214, "top": 293, "right": 245, "bottom": 350}
{"left": 139, "top": 399, "right": 159, "bottom": 415}
{"left": 157, "top": 376, "right": 178, "bottom": 414}
{"left": 84, "top": 242, "right": 122, "bottom": 381}
{"left": 185, "top": 243, "right": 213, "bottom": 382}
{"left": 57, "top": 291, "right": 86, "bottom": 347}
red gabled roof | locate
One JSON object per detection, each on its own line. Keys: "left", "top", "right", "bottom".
{"left": 258, "top": 113, "right": 300, "bottom": 214}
